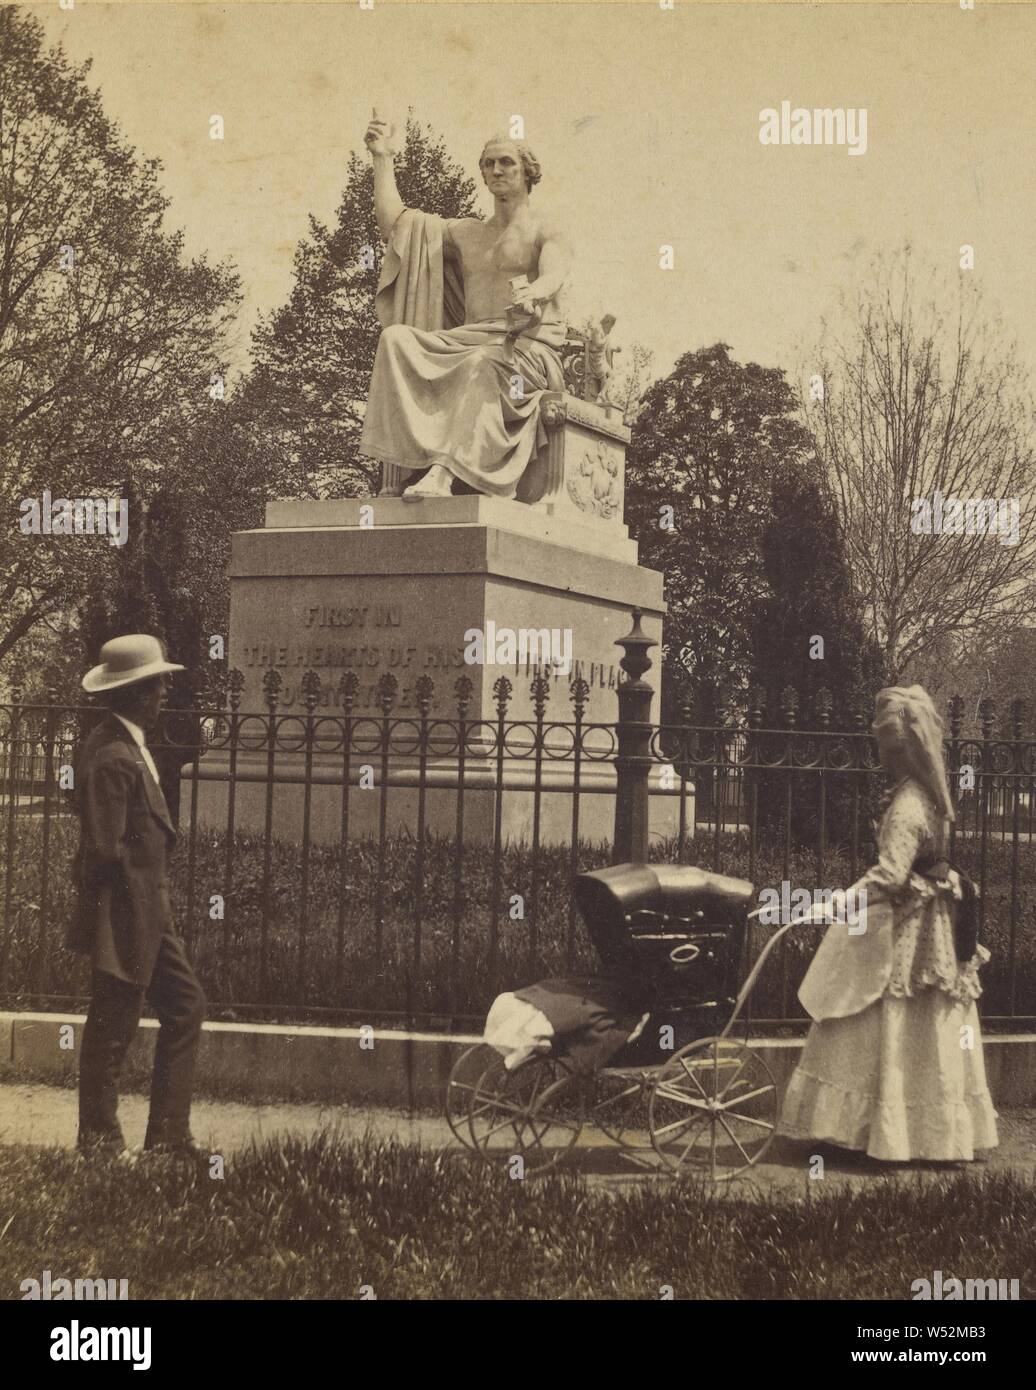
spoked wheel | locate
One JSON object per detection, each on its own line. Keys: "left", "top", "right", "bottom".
{"left": 589, "top": 1068, "right": 653, "bottom": 1149}
{"left": 469, "top": 1054, "right": 585, "bottom": 1177}
{"left": 445, "top": 1044, "right": 498, "bottom": 1150}
{"left": 648, "top": 1037, "right": 778, "bottom": 1181}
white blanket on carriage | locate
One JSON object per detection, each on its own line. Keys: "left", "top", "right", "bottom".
{"left": 484, "top": 993, "right": 556, "bottom": 1071}
{"left": 484, "top": 990, "right": 650, "bottom": 1071}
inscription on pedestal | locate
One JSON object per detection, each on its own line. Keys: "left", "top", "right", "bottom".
{"left": 239, "top": 602, "right": 621, "bottom": 711}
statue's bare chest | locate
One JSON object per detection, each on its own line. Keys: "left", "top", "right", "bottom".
{"left": 455, "top": 221, "right": 540, "bottom": 278}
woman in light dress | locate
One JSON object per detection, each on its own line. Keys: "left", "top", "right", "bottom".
{"left": 778, "top": 685, "right": 999, "bottom": 1162}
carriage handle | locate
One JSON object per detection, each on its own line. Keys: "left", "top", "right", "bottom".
{"left": 718, "top": 907, "right": 821, "bottom": 1040}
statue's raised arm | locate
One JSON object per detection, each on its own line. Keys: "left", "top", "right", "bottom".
{"left": 364, "top": 109, "right": 405, "bottom": 242}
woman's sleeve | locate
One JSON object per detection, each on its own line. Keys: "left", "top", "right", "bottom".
{"left": 845, "top": 789, "right": 928, "bottom": 904}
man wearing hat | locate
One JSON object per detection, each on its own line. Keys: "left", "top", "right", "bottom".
{"left": 70, "top": 634, "right": 207, "bottom": 1159}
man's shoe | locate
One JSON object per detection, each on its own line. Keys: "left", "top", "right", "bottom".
{"left": 76, "top": 1135, "right": 138, "bottom": 1165}
{"left": 142, "top": 1136, "right": 209, "bottom": 1162}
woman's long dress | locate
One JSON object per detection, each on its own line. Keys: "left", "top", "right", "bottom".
{"left": 778, "top": 779, "right": 999, "bottom": 1161}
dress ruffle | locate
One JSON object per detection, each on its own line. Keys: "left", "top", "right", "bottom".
{"left": 778, "top": 993, "right": 999, "bottom": 1161}
{"left": 781, "top": 1067, "right": 1000, "bottom": 1161}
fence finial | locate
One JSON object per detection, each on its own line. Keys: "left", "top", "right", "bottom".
{"left": 530, "top": 674, "right": 551, "bottom": 720}
{"left": 377, "top": 672, "right": 399, "bottom": 716}
{"left": 748, "top": 686, "right": 765, "bottom": 728}
{"left": 416, "top": 674, "right": 435, "bottom": 717}
{"left": 227, "top": 669, "right": 244, "bottom": 711}
{"left": 779, "top": 684, "right": 799, "bottom": 728}
{"left": 570, "top": 676, "right": 589, "bottom": 719}
{"left": 815, "top": 687, "right": 833, "bottom": 729}
{"left": 453, "top": 674, "right": 473, "bottom": 717}
{"left": 1010, "top": 697, "right": 1025, "bottom": 739}
{"left": 492, "top": 676, "right": 513, "bottom": 718}
{"left": 979, "top": 697, "right": 995, "bottom": 740}
{"left": 301, "top": 669, "right": 322, "bottom": 713}
{"left": 262, "top": 669, "right": 282, "bottom": 710}
{"left": 948, "top": 694, "right": 964, "bottom": 740}
{"left": 337, "top": 671, "right": 359, "bottom": 713}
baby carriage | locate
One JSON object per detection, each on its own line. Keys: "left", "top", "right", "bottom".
{"left": 445, "top": 862, "right": 783, "bottom": 1181}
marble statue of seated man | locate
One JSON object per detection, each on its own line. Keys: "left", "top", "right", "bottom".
{"left": 359, "top": 113, "right": 573, "bottom": 500}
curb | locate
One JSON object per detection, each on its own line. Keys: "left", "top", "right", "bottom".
{"left": 2, "top": 1013, "right": 1034, "bottom": 1109}
{"left": 1, "top": 1013, "right": 482, "bottom": 1109}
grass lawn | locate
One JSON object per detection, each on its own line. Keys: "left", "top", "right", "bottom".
{"left": 1, "top": 1133, "right": 1033, "bottom": 1300}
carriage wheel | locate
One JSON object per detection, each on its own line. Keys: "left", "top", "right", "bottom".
{"left": 444, "top": 1044, "right": 498, "bottom": 1150}
{"left": 469, "top": 1054, "right": 585, "bottom": 1177}
{"left": 648, "top": 1037, "right": 778, "bottom": 1181}
{"left": 589, "top": 1068, "right": 654, "bottom": 1149}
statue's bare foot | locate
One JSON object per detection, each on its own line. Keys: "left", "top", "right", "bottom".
{"left": 402, "top": 464, "right": 454, "bottom": 499}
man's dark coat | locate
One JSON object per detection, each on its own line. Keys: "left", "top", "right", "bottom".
{"left": 69, "top": 714, "right": 176, "bottom": 987}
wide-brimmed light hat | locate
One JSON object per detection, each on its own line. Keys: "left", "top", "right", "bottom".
{"left": 82, "top": 634, "right": 185, "bottom": 694}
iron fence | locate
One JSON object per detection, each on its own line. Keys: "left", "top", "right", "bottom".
{"left": 1, "top": 615, "right": 1033, "bottom": 1029}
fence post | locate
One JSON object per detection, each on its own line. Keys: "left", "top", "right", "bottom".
{"left": 0, "top": 682, "right": 25, "bottom": 990}
{"left": 977, "top": 697, "right": 994, "bottom": 943}
{"left": 947, "top": 694, "right": 964, "bottom": 858}
{"left": 613, "top": 608, "right": 656, "bottom": 864}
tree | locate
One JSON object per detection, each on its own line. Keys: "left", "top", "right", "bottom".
{"left": 72, "top": 398, "right": 278, "bottom": 817}
{"left": 76, "top": 400, "right": 275, "bottom": 695}
{"left": 805, "top": 250, "right": 1036, "bottom": 680}
{"left": 747, "top": 463, "right": 887, "bottom": 846}
{"left": 242, "top": 113, "right": 480, "bottom": 499}
{"left": 0, "top": 9, "right": 241, "bottom": 674}
{"left": 908, "top": 625, "right": 1036, "bottom": 734}
{"left": 614, "top": 341, "right": 654, "bottom": 425}
{"left": 624, "top": 344, "right": 815, "bottom": 722}
{"left": 749, "top": 463, "right": 887, "bottom": 725}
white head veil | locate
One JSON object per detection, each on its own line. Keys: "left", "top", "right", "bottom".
{"left": 872, "top": 685, "right": 955, "bottom": 841}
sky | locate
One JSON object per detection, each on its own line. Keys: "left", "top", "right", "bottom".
{"left": 31, "top": 1, "right": 1036, "bottom": 388}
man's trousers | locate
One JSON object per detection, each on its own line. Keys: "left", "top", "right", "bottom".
{"left": 78, "top": 930, "right": 206, "bottom": 1149}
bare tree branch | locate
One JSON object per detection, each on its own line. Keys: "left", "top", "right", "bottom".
{"left": 803, "top": 250, "right": 1036, "bottom": 680}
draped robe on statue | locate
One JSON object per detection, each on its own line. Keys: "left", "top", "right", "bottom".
{"left": 360, "top": 210, "right": 567, "bottom": 498}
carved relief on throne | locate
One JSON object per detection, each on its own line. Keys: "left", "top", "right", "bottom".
{"left": 515, "top": 391, "right": 630, "bottom": 527}
{"left": 567, "top": 441, "right": 622, "bottom": 518}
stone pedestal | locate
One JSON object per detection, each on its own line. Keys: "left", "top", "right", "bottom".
{"left": 189, "top": 397, "right": 693, "bottom": 846}
{"left": 230, "top": 492, "right": 650, "bottom": 721}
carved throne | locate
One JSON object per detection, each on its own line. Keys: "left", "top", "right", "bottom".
{"left": 514, "top": 329, "right": 630, "bottom": 528}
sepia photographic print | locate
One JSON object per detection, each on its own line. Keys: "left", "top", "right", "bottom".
{"left": 1, "top": 0, "right": 1034, "bottom": 1357}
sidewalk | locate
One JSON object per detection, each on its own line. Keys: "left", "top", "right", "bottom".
{"left": 0, "top": 1082, "right": 456, "bottom": 1155}
{"left": 2, "top": 1081, "right": 1033, "bottom": 1196}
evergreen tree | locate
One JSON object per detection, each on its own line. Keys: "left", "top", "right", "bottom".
{"left": 76, "top": 401, "right": 277, "bottom": 818}
{"left": 749, "top": 463, "right": 887, "bottom": 726}
{"left": 76, "top": 401, "right": 274, "bottom": 698}
{"left": 746, "top": 464, "right": 888, "bottom": 848}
